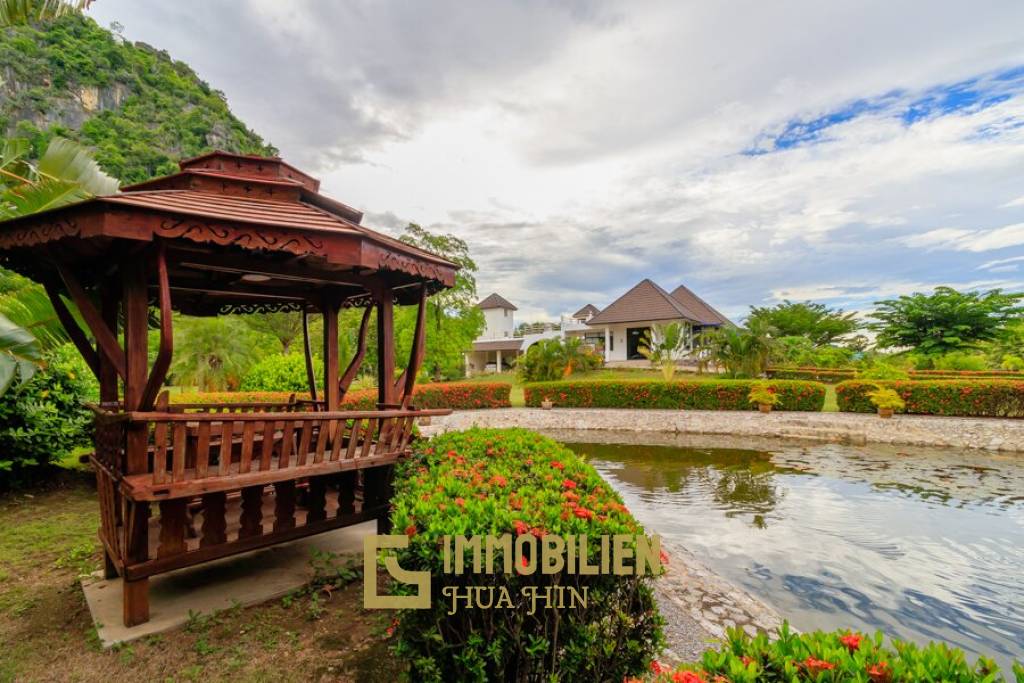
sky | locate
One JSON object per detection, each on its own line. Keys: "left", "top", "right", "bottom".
{"left": 90, "top": 1, "right": 1024, "bottom": 323}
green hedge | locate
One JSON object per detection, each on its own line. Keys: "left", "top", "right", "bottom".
{"left": 523, "top": 380, "right": 826, "bottom": 412}
{"left": 647, "top": 623, "right": 1022, "bottom": 683}
{"left": 769, "top": 366, "right": 1024, "bottom": 383}
{"left": 170, "top": 382, "right": 511, "bottom": 410}
{"left": 835, "top": 380, "right": 1024, "bottom": 417}
{"left": 389, "top": 428, "right": 663, "bottom": 682}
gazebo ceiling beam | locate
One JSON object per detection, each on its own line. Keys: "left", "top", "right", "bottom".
{"left": 168, "top": 251, "right": 377, "bottom": 289}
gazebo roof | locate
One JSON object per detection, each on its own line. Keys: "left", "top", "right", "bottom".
{"left": 0, "top": 151, "right": 458, "bottom": 315}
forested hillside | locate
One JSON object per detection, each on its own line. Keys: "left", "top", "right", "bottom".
{"left": 0, "top": 13, "right": 273, "bottom": 183}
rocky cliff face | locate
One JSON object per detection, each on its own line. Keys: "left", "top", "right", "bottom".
{"left": 0, "top": 17, "right": 273, "bottom": 183}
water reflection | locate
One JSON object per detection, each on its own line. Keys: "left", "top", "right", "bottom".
{"left": 559, "top": 432, "right": 1024, "bottom": 671}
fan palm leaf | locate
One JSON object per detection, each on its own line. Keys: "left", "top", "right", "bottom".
{"left": 0, "top": 0, "right": 92, "bottom": 27}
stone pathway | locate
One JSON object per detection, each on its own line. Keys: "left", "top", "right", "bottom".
{"left": 424, "top": 408, "right": 1024, "bottom": 452}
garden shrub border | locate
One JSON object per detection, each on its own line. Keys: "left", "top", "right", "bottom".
{"left": 769, "top": 366, "right": 1024, "bottom": 383}
{"left": 170, "top": 382, "right": 511, "bottom": 410}
{"left": 836, "top": 380, "right": 1024, "bottom": 418}
{"left": 389, "top": 427, "right": 663, "bottom": 682}
{"left": 523, "top": 379, "right": 826, "bottom": 412}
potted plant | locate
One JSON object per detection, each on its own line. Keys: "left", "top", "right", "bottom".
{"left": 867, "top": 387, "right": 904, "bottom": 418}
{"left": 540, "top": 396, "right": 554, "bottom": 410}
{"left": 748, "top": 384, "right": 780, "bottom": 413}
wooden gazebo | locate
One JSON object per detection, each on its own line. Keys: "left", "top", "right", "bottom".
{"left": 0, "top": 151, "right": 457, "bottom": 626}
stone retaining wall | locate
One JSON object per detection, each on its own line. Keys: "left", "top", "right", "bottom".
{"left": 426, "top": 408, "right": 1024, "bottom": 452}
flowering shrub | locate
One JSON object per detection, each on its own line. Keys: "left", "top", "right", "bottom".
{"left": 769, "top": 366, "right": 1024, "bottom": 383}
{"left": 523, "top": 380, "right": 826, "bottom": 412}
{"left": 643, "top": 623, "right": 1022, "bottom": 683}
{"left": 170, "top": 382, "right": 511, "bottom": 410}
{"left": 836, "top": 380, "right": 1024, "bottom": 417}
{"left": 388, "top": 428, "right": 664, "bottom": 682}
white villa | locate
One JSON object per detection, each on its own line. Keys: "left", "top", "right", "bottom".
{"left": 464, "top": 280, "right": 730, "bottom": 374}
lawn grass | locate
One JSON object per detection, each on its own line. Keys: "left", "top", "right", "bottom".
{"left": 0, "top": 478, "right": 401, "bottom": 682}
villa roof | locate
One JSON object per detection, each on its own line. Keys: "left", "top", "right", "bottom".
{"left": 586, "top": 279, "right": 700, "bottom": 326}
{"left": 472, "top": 338, "right": 523, "bottom": 352}
{"left": 477, "top": 292, "right": 517, "bottom": 310}
{"left": 573, "top": 303, "right": 600, "bottom": 319}
{"left": 670, "top": 285, "right": 731, "bottom": 326}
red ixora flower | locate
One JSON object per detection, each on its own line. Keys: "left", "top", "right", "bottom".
{"left": 650, "top": 660, "right": 666, "bottom": 674}
{"left": 404, "top": 524, "right": 416, "bottom": 537}
{"left": 867, "top": 662, "right": 890, "bottom": 683}
{"left": 454, "top": 497, "right": 466, "bottom": 508}
{"left": 672, "top": 672, "right": 707, "bottom": 683}
{"left": 551, "top": 461, "right": 565, "bottom": 470}
{"left": 513, "top": 519, "right": 529, "bottom": 536}
{"left": 562, "top": 479, "right": 577, "bottom": 489}
{"left": 840, "top": 632, "right": 862, "bottom": 652}
{"left": 803, "top": 657, "right": 835, "bottom": 674}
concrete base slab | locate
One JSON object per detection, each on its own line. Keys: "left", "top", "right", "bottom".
{"left": 81, "top": 520, "right": 374, "bottom": 647}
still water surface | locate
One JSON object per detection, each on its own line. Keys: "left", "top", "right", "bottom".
{"left": 559, "top": 432, "right": 1024, "bottom": 669}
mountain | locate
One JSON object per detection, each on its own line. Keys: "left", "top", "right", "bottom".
{"left": 0, "top": 14, "right": 274, "bottom": 183}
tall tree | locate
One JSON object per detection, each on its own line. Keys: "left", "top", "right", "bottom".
{"left": 868, "top": 286, "right": 1024, "bottom": 355}
{"left": 395, "top": 223, "right": 483, "bottom": 380}
{"left": 746, "top": 300, "right": 859, "bottom": 346}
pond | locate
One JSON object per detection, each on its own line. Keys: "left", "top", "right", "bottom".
{"left": 557, "top": 431, "right": 1024, "bottom": 670}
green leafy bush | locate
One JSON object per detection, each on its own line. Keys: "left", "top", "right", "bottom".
{"left": 389, "top": 428, "right": 664, "bottom": 682}
{"left": 934, "top": 351, "right": 989, "bottom": 372}
{"left": 239, "top": 353, "right": 320, "bottom": 392}
{"left": 518, "top": 337, "right": 602, "bottom": 382}
{"left": 645, "top": 623, "right": 1022, "bottom": 683}
{"left": 836, "top": 380, "right": 1024, "bottom": 417}
{"left": 767, "top": 367, "right": 857, "bottom": 382}
{"left": 0, "top": 343, "right": 96, "bottom": 485}
{"left": 859, "top": 364, "right": 911, "bottom": 381}
{"left": 523, "top": 380, "right": 826, "bottom": 411}
{"left": 748, "top": 383, "right": 781, "bottom": 406}
{"left": 867, "top": 387, "right": 905, "bottom": 412}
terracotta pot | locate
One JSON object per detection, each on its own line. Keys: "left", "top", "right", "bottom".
{"left": 541, "top": 399, "right": 554, "bottom": 410}
{"left": 758, "top": 403, "right": 772, "bottom": 414}
{"left": 418, "top": 415, "right": 432, "bottom": 426}
{"left": 878, "top": 407, "right": 894, "bottom": 419}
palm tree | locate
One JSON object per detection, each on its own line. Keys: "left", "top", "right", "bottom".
{"left": 702, "top": 321, "right": 777, "bottom": 378}
{"left": 0, "top": 137, "right": 118, "bottom": 395}
{"left": 638, "top": 322, "right": 688, "bottom": 380}
{"left": 0, "top": 0, "right": 92, "bottom": 27}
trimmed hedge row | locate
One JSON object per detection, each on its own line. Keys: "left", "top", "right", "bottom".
{"left": 523, "top": 379, "right": 826, "bottom": 412}
{"left": 170, "top": 382, "right": 511, "bottom": 410}
{"left": 389, "top": 427, "right": 663, "bottom": 681}
{"left": 769, "top": 366, "right": 1024, "bottom": 383}
{"left": 836, "top": 380, "right": 1024, "bottom": 417}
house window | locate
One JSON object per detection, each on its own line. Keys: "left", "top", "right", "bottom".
{"left": 610, "top": 335, "right": 614, "bottom": 351}
{"left": 504, "top": 309, "right": 508, "bottom": 317}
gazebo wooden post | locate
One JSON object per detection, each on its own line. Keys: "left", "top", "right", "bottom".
{"left": 99, "top": 277, "right": 121, "bottom": 579}
{"left": 368, "top": 286, "right": 396, "bottom": 533}
{"left": 121, "top": 258, "right": 151, "bottom": 626}
{"left": 322, "top": 298, "right": 341, "bottom": 411}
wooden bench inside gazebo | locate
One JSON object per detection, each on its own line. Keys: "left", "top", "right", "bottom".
{"left": 0, "top": 151, "right": 458, "bottom": 626}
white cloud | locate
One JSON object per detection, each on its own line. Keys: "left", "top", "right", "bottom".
{"left": 87, "top": 1, "right": 1024, "bottom": 318}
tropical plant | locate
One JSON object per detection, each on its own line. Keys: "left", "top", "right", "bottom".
{"left": 748, "top": 383, "right": 780, "bottom": 407}
{"left": 169, "top": 316, "right": 271, "bottom": 391}
{"left": 638, "top": 322, "right": 689, "bottom": 380}
{"left": 518, "top": 336, "right": 601, "bottom": 382}
{"left": 858, "top": 363, "right": 910, "bottom": 380}
{"left": 0, "top": 0, "right": 91, "bottom": 27}
{"left": 702, "top": 320, "right": 776, "bottom": 378}
{"left": 868, "top": 286, "right": 1024, "bottom": 355}
{"left": 0, "top": 137, "right": 118, "bottom": 395}
{"left": 747, "top": 300, "right": 859, "bottom": 346}
{"left": 240, "top": 353, "right": 319, "bottom": 393}
{"left": 867, "top": 387, "right": 905, "bottom": 412}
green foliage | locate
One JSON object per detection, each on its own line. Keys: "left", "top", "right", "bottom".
{"left": 523, "top": 379, "right": 826, "bottom": 412}
{"left": 240, "top": 313, "right": 304, "bottom": 355}
{"left": 0, "top": 343, "right": 95, "bottom": 485}
{"left": 866, "top": 387, "right": 905, "bottom": 411}
{"left": 170, "top": 316, "right": 273, "bottom": 391}
{"left": 747, "top": 300, "right": 859, "bottom": 346}
{"left": 933, "top": 351, "right": 989, "bottom": 372}
{"left": 869, "top": 286, "right": 1024, "bottom": 355}
{"left": 747, "top": 383, "right": 780, "bottom": 406}
{"left": 651, "top": 622, "right": 1020, "bottom": 683}
{"left": 395, "top": 223, "right": 484, "bottom": 380}
{"left": 0, "top": 14, "right": 273, "bottom": 182}
{"left": 638, "top": 322, "right": 689, "bottom": 380}
{"left": 699, "top": 321, "right": 776, "bottom": 378}
{"left": 1002, "top": 355, "right": 1024, "bottom": 371}
{"left": 836, "top": 380, "right": 1024, "bottom": 417}
{"left": 389, "top": 428, "right": 664, "bottom": 682}
{"left": 518, "top": 336, "right": 602, "bottom": 382}
{"left": 0, "top": 311, "right": 40, "bottom": 394}
{"left": 240, "top": 353, "right": 318, "bottom": 393}
{"left": 0, "top": 0, "right": 90, "bottom": 27}
{"left": 859, "top": 364, "right": 911, "bottom": 380}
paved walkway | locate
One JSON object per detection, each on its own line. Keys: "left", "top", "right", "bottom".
{"left": 426, "top": 408, "right": 1024, "bottom": 452}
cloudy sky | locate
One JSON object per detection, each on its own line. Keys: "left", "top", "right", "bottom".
{"left": 91, "top": 1, "right": 1024, "bottom": 323}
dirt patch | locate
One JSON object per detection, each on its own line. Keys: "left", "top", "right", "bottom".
{"left": 0, "top": 481, "right": 404, "bottom": 682}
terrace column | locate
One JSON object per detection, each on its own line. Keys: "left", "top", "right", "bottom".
{"left": 604, "top": 326, "right": 611, "bottom": 362}
{"left": 497, "top": 349, "right": 502, "bottom": 373}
